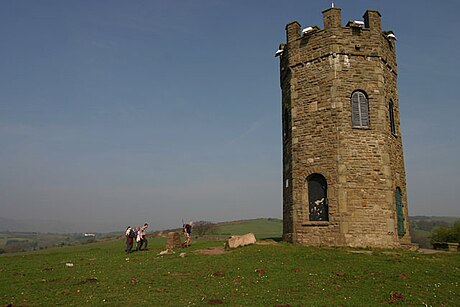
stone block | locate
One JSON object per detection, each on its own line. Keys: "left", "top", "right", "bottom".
{"left": 166, "top": 232, "right": 182, "bottom": 249}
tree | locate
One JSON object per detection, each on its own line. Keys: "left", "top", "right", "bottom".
{"left": 192, "top": 221, "right": 216, "bottom": 236}
{"left": 431, "top": 220, "right": 460, "bottom": 244}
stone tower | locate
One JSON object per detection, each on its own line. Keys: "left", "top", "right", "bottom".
{"left": 278, "top": 7, "right": 411, "bottom": 248}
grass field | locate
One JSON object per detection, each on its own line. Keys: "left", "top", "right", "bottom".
{"left": 1, "top": 236, "right": 459, "bottom": 306}
{"left": 214, "top": 218, "right": 282, "bottom": 239}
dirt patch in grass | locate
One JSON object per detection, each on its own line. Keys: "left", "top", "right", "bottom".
{"left": 418, "top": 248, "right": 450, "bottom": 254}
{"left": 388, "top": 291, "right": 404, "bottom": 304}
{"left": 348, "top": 250, "right": 373, "bottom": 255}
{"left": 212, "top": 271, "right": 225, "bottom": 277}
{"left": 208, "top": 298, "right": 223, "bottom": 304}
{"left": 194, "top": 246, "right": 229, "bottom": 255}
{"left": 78, "top": 277, "right": 98, "bottom": 284}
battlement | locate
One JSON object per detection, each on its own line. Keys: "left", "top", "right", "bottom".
{"left": 281, "top": 7, "right": 397, "bottom": 79}
{"left": 363, "top": 10, "right": 381, "bottom": 31}
{"left": 322, "top": 7, "right": 341, "bottom": 29}
{"left": 286, "top": 8, "right": 383, "bottom": 43}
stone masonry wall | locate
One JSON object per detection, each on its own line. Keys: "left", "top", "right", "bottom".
{"left": 280, "top": 8, "right": 411, "bottom": 247}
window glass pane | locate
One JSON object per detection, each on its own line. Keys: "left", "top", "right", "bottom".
{"left": 389, "top": 100, "right": 396, "bottom": 135}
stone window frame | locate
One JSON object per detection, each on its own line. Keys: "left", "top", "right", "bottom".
{"left": 351, "top": 90, "right": 370, "bottom": 128}
{"left": 303, "top": 173, "right": 329, "bottom": 225}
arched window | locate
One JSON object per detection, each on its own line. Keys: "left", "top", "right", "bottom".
{"left": 307, "top": 174, "right": 328, "bottom": 221}
{"left": 395, "top": 187, "right": 405, "bottom": 236}
{"left": 389, "top": 100, "right": 396, "bottom": 135}
{"left": 351, "top": 91, "right": 369, "bottom": 127}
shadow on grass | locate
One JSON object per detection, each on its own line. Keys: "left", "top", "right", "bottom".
{"left": 263, "top": 236, "right": 283, "bottom": 242}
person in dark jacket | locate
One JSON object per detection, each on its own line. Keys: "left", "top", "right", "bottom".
{"left": 125, "top": 226, "right": 134, "bottom": 254}
{"left": 183, "top": 221, "right": 193, "bottom": 247}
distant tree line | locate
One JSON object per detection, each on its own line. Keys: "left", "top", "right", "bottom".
{"left": 411, "top": 220, "right": 449, "bottom": 232}
{"left": 410, "top": 218, "right": 459, "bottom": 248}
{"left": 0, "top": 232, "right": 112, "bottom": 254}
{"left": 192, "top": 221, "right": 217, "bottom": 236}
{"left": 431, "top": 221, "right": 460, "bottom": 244}
{"left": 0, "top": 240, "right": 38, "bottom": 254}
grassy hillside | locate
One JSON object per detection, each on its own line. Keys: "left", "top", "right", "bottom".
{"left": 214, "top": 218, "right": 282, "bottom": 239}
{"left": 1, "top": 237, "right": 459, "bottom": 306}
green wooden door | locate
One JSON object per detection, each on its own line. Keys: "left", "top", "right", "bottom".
{"left": 396, "top": 188, "right": 405, "bottom": 236}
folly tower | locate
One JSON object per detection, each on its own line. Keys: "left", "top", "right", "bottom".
{"left": 278, "top": 8, "right": 411, "bottom": 248}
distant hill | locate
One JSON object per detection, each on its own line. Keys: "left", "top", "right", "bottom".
{"left": 0, "top": 217, "right": 24, "bottom": 232}
{"left": 0, "top": 216, "right": 125, "bottom": 234}
{"left": 410, "top": 216, "right": 459, "bottom": 225}
{"left": 409, "top": 216, "right": 460, "bottom": 248}
{"left": 213, "top": 218, "right": 282, "bottom": 239}
{"left": 0, "top": 216, "right": 79, "bottom": 233}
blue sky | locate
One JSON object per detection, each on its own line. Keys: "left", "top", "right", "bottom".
{"left": 1, "top": 0, "right": 459, "bottom": 232}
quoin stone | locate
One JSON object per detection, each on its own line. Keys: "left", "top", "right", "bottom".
{"left": 278, "top": 7, "right": 411, "bottom": 248}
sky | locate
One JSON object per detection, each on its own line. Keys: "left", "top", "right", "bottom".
{"left": 1, "top": 0, "right": 459, "bottom": 232}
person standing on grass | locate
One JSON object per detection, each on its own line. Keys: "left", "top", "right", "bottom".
{"left": 183, "top": 221, "right": 193, "bottom": 247}
{"left": 125, "top": 226, "right": 134, "bottom": 254}
{"left": 135, "top": 226, "right": 143, "bottom": 251}
{"left": 140, "top": 223, "right": 148, "bottom": 250}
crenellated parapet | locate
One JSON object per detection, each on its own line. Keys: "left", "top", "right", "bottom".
{"left": 280, "top": 8, "right": 397, "bottom": 78}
